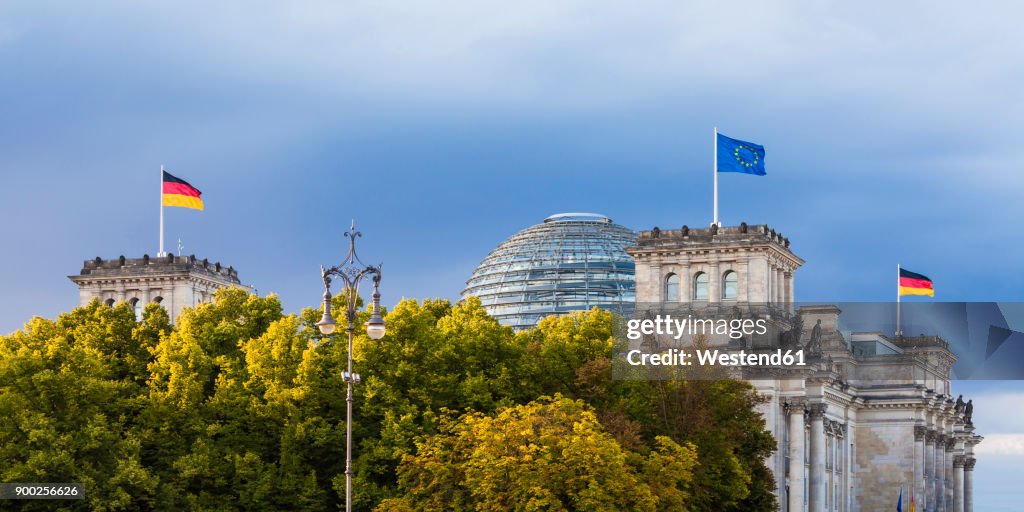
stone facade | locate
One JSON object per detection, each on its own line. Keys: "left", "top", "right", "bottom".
{"left": 68, "top": 254, "right": 247, "bottom": 323}
{"left": 628, "top": 223, "right": 982, "bottom": 512}
{"left": 629, "top": 223, "right": 802, "bottom": 307}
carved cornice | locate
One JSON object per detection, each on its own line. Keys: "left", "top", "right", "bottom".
{"left": 824, "top": 419, "right": 846, "bottom": 438}
{"left": 914, "top": 425, "right": 927, "bottom": 441}
{"left": 784, "top": 398, "right": 807, "bottom": 416}
{"left": 926, "top": 429, "right": 938, "bottom": 444}
{"left": 860, "top": 400, "right": 929, "bottom": 410}
{"left": 965, "top": 457, "right": 977, "bottom": 471}
{"left": 822, "top": 389, "right": 854, "bottom": 406}
{"left": 945, "top": 437, "right": 956, "bottom": 451}
{"left": 953, "top": 455, "right": 966, "bottom": 468}
{"left": 807, "top": 403, "right": 828, "bottom": 420}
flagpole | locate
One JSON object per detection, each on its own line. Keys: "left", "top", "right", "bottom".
{"left": 159, "top": 165, "right": 165, "bottom": 257}
{"left": 896, "top": 262, "right": 901, "bottom": 337}
{"left": 713, "top": 127, "right": 719, "bottom": 226}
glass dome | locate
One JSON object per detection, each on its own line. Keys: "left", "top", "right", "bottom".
{"left": 462, "top": 213, "right": 637, "bottom": 330}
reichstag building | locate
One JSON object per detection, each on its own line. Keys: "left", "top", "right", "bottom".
{"left": 464, "top": 216, "right": 982, "bottom": 512}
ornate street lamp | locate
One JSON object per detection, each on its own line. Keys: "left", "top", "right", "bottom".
{"left": 316, "top": 220, "right": 385, "bottom": 512}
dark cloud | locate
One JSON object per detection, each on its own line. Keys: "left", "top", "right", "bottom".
{"left": 2, "top": 1, "right": 1023, "bottom": 335}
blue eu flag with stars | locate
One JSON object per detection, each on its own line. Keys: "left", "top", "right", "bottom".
{"left": 717, "top": 132, "right": 766, "bottom": 176}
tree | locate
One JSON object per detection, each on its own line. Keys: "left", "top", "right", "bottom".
{"left": 344, "top": 297, "right": 530, "bottom": 508}
{"left": 140, "top": 289, "right": 334, "bottom": 510}
{"left": 520, "top": 310, "right": 778, "bottom": 512}
{"left": 377, "top": 396, "right": 697, "bottom": 512}
{"left": 0, "top": 293, "right": 777, "bottom": 511}
{"left": 0, "top": 301, "right": 162, "bottom": 510}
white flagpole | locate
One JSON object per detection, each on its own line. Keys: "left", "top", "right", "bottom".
{"left": 159, "top": 165, "right": 165, "bottom": 257}
{"left": 896, "top": 262, "right": 901, "bottom": 337}
{"left": 713, "top": 127, "right": 719, "bottom": 226}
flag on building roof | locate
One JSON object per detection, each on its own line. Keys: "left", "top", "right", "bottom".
{"left": 162, "top": 171, "right": 204, "bottom": 211}
{"left": 899, "top": 268, "right": 934, "bottom": 297}
{"left": 716, "top": 132, "right": 766, "bottom": 176}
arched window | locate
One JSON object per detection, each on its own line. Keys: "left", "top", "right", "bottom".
{"left": 129, "top": 298, "right": 143, "bottom": 321}
{"left": 693, "top": 272, "right": 708, "bottom": 301}
{"left": 104, "top": 298, "right": 115, "bottom": 307}
{"left": 722, "top": 271, "right": 738, "bottom": 300}
{"left": 665, "top": 273, "right": 680, "bottom": 302}
{"left": 152, "top": 296, "right": 165, "bottom": 313}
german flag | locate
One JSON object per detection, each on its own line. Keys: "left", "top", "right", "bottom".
{"left": 162, "top": 171, "right": 203, "bottom": 210}
{"left": 899, "top": 267, "right": 933, "bottom": 297}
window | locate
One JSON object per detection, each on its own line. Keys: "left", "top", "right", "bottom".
{"left": 665, "top": 273, "right": 680, "bottom": 301}
{"left": 129, "top": 298, "right": 143, "bottom": 321}
{"left": 826, "top": 435, "right": 833, "bottom": 470}
{"left": 105, "top": 298, "right": 115, "bottom": 307}
{"left": 693, "top": 272, "right": 708, "bottom": 300}
{"left": 838, "top": 438, "right": 845, "bottom": 474}
{"left": 723, "top": 271, "right": 738, "bottom": 300}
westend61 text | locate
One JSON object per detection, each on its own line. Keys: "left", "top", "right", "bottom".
{"left": 626, "top": 314, "right": 768, "bottom": 340}
{"left": 625, "top": 349, "right": 807, "bottom": 367}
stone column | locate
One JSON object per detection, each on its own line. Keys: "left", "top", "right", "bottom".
{"left": 679, "top": 264, "right": 691, "bottom": 304}
{"left": 925, "top": 430, "right": 936, "bottom": 512}
{"left": 953, "top": 455, "right": 965, "bottom": 512}
{"left": 770, "top": 267, "right": 778, "bottom": 304}
{"left": 963, "top": 457, "right": 975, "bottom": 512}
{"left": 945, "top": 437, "right": 955, "bottom": 512}
{"left": 936, "top": 434, "right": 946, "bottom": 512}
{"left": 739, "top": 260, "right": 749, "bottom": 302}
{"left": 808, "top": 403, "right": 827, "bottom": 512}
{"left": 784, "top": 270, "right": 793, "bottom": 308}
{"left": 915, "top": 426, "right": 927, "bottom": 512}
{"left": 651, "top": 263, "right": 663, "bottom": 302}
{"left": 708, "top": 260, "right": 720, "bottom": 303}
{"left": 770, "top": 267, "right": 776, "bottom": 304}
{"left": 787, "top": 399, "right": 806, "bottom": 512}
{"left": 774, "top": 268, "right": 782, "bottom": 303}
{"left": 782, "top": 268, "right": 790, "bottom": 303}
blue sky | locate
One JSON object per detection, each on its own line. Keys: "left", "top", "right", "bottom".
{"left": 2, "top": 1, "right": 1023, "bottom": 507}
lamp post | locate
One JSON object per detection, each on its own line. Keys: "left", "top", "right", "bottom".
{"left": 315, "top": 220, "right": 386, "bottom": 512}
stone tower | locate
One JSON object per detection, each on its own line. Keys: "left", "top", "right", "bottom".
{"left": 68, "top": 254, "right": 247, "bottom": 322}
{"left": 625, "top": 222, "right": 981, "bottom": 511}
{"left": 627, "top": 222, "right": 803, "bottom": 306}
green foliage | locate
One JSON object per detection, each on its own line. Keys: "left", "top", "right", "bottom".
{"left": 377, "top": 396, "right": 696, "bottom": 512}
{"left": 0, "top": 302, "right": 160, "bottom": 511}
{"left": 0, "top": 293, "right": 777, "bottom": 511}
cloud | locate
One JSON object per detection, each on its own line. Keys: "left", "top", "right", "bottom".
{"left": 975, "top": 434, "right": 1024, "bottom": 456}
{"left": 6, "top": 1, "right": 1024, "bottom": 110}
{"left": 5, "top": 0, "right": 1023, "bottom": 192}
{"left": 3, "top": 0, "right": 1024, "bottom": 332}
{"left": 961, "top": 391, "right": 1024, "bottom": 443}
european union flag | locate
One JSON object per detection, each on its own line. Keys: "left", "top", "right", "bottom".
{"left": 717, "top": 133, "right": 766, "bottom": 176}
